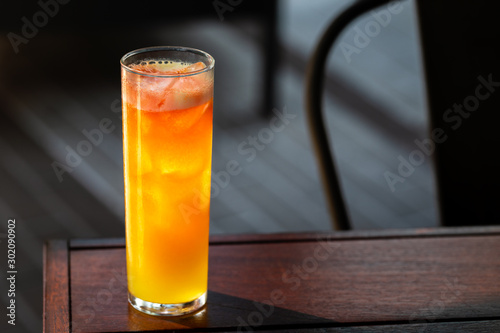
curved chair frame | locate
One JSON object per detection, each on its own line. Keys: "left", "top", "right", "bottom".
{"left": 305, "top": 0, "right": 394, "bottom": 230}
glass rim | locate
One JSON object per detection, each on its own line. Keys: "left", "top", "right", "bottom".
{"left": 120, "top": 46, "right": 215, "bottom": 78}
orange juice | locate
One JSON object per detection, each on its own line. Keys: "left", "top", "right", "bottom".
{"left": 121, "top": 48, "right": 214, "bottom": 315}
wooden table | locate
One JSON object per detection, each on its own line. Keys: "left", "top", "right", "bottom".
{"left": 44, "top": 226, "right": 500, "bottom": 332}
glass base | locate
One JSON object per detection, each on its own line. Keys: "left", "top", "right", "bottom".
{"left": 128, "top": 292, "right": 207, "bottom": 316}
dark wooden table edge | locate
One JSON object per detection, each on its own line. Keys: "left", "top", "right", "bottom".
{"left": 217, "top": 318, "right": 500, "bottom": 332}
{"left": 44, "top": 226, "right": 500, "bottom": 332}
{"left": 68, "top": 225, "right": 500, "bottom": 249}
{"left": 43, "top": 239, "right": 70, "bottom": 333}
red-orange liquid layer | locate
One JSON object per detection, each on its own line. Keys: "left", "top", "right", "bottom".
{"left": 123, "top": 92, "right": 213, "bottom": 304}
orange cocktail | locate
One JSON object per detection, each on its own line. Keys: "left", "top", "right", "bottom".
{"left": 120, "top": 47, "right": 214, "bottom": 316}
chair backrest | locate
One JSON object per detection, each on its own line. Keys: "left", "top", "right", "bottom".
{"left": 306, "top": 0, "right": 500, "bottom": 230}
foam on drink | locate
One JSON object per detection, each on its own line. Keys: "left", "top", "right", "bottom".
{"left": 122, "top": 60, "right": 213, "bottom": 112}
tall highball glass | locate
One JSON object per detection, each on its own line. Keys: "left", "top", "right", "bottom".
{"left": 120, "top": 46, "right": 214, "bottom": 316}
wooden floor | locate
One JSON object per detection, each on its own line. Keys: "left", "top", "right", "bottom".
{"left": 0, "top": 1, "right": 439, "bottom": 332}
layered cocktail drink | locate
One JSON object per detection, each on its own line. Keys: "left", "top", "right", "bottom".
{"left": 120, "top": 47, "right": 214, "bottom": 316}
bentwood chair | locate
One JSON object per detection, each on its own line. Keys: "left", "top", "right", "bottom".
{"left": 306, "top": 0, "right": 500, "bottom": 230}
